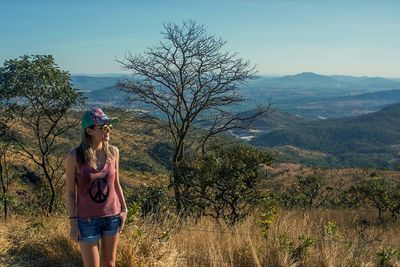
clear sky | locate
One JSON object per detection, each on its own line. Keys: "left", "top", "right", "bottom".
{"left": 1, "top": 0, "right": 399, "bottom": 77}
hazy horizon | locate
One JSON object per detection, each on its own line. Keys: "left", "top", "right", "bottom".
{"left": 70, "top": 72, "right": 400, "bottom": 79}
{"left": 1, "top": 0, "right": 400, "bottom": 77}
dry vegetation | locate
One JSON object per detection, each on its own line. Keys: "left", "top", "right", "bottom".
{"left": 1, "top": 209, "right": 400, "bottom": 266}
{"left": 265, "top": 162, "right": 400, "bottom": 189}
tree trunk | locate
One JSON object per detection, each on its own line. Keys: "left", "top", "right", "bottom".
{"left": 49, "top": 181, "right": 55, "bottom": 214}
{"left": 42, "top": 162, "right": 55, "bottom": 214}
{"left": 0, "top": 163, "right": 7, "bottom": 222}
{"left": 172, "top": 165, "right": 182, "bottom": 213}
{"left": 172, "top": 140, "right": 185, "bottom": 213}
{"left": 3, "top": 197, "right": 7, "bottom": 223}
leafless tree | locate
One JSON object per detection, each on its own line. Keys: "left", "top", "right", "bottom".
{"left": 118, "top": 21, "right": 269, "bottom": 212}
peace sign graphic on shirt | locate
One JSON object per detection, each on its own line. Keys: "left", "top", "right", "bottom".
{"left": 89, "top": 176, "right": 110, "bottom": 203}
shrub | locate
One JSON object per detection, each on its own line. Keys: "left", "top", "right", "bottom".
{"left": 177, "top": 143, "right": 274, "bottom": 224}
{"left": 355, "top": 176, "right": 400, "bottom": 222}
{"left": 126, "top": 184, "right": 168, "bottom": 219}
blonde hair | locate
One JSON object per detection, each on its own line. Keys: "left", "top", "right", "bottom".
{"left": 76, "top": 127, "right": 114, "bottom": 167}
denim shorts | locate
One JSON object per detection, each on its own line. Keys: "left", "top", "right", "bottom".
{"left": 77, "top": 214, "right": 121, "bottom": 243}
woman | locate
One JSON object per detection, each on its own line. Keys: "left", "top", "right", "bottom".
{"left": 66, "top": 107, "right": 127, "bottom": 267}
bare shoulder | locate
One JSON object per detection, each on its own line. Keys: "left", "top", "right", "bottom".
{"left": 110, "top": 145, "right": 119, "bottom": 157}
{"left": 68, "top": 148, "right": 77, "bottom": 157}
{"left": 67, "top": 148, "right": 77, "bottom": 159}
{"left": 66, "top": 149, "right": 77, "bottom": 166}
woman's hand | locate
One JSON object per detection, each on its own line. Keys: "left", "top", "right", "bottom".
{"left": 69, "top": 220, "right": 80, "bottom": 243}
{"left": 119, "top": 211, "right": 127, "bottom": 233}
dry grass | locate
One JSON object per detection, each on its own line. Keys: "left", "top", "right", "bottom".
{"left": 1, "top": 209, "right": 400, "bottom": 267}
{"left": 0, "top": 216, "right": 82, "bottom": 267}
{"left": 265, "top": 163, "right": 400, "bottom": 190}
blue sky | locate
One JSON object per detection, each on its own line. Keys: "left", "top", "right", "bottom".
{"left": 1, "top": 0, "right": 399, "bottom": 77}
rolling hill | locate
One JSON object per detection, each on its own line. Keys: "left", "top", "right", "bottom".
{"left": 268, "top": 72, "right": 345, "bottom": 88}
{"left": 251, "top": 103, "right": 400, "bottom": 169}
{"left": 290, "top": 89, "right": 400, "bottom": 117}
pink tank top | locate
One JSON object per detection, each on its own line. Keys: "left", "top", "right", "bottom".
{"left": 76, "top": 156, "right": 120, "bottom": 218}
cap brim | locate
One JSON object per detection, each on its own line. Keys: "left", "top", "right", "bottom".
{"left": 107, "top": 117, "right": 119, "bottom": 125}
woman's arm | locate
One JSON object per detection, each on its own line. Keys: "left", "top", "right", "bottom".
{"left": 66, "top": 150, "right": 77, "bottom": 217}
{"left": 113, "top": 146, "right": 127, "bottom": 232}
{"left": 66, "top": 150, "right": 79, "bottom": 242}
{"left": 114, "top": 146, "right": 127, "bottom": 210}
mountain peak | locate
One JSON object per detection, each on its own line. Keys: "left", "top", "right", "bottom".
{"left": 295, "top": 72, "right": 320, "bottom": 76}
{"left": 273, "top": 72, "right": 341, "bottom": 88}
{"left": 282, "top": 72, "right": 322, "bottom": 78}
{"left": 290, "top": 72, "right": 335, "bottom": 79}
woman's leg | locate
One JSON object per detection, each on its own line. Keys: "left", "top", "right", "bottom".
{"left": 79, "top": 241, "right": 100, "bottom": 267}
{"left": 101, "top": 234, "right": 119, "bottom": 267}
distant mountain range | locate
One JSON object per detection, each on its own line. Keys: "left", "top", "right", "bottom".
{"left": 264, "top": 72, "right": 345, "bottom": 88}
{"left": 246, "top": 72, "right": 400, "bottom": 90}
{"left": 240, "top": 72, "right": 400, "bottom": 118}
{"left": 72, "top": 72, "right": 400, "bottom": 94}
{"left": 72, "top": 72, "right": 400, "bottom": 118}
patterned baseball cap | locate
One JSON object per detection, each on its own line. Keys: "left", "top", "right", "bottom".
{"left": 81, "top": 107, "right": 119, "bottom": 130}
